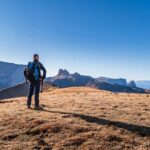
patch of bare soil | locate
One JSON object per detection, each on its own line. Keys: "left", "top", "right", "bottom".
{"left": 0, "top": 87, "right": 149, "bottom": 150}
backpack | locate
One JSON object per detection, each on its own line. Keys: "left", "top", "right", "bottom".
{"left": 24, "top": 62, "right": 40, "bottom": 82}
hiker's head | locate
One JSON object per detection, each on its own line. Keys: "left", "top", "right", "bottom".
{"left": 33, "top": 54, "right": 39, "bottom": 61}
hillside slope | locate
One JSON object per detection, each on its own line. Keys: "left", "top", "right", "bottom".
{"left": 0, "top": 82, "right": 57, "bottom": 100}
{"left": 87, "top": 80, "right": 145, "bottom": 93}
{"left": 0, "top": 87, "right": 149, "bottom": 150}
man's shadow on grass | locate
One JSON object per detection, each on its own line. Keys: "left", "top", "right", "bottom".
{"left": 41, "top": 109, "right": 150, "bottom": 137}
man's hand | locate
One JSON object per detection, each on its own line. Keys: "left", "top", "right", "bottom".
{"left": 40, "top": 75, "right": 45, "bottom": 80}
{"left": 43, "top": 76, "right": 46, "bottom": 79}
{"left": 39, "top": 78, "right": 43, "bottom": 81}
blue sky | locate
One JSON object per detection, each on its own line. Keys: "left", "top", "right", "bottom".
{"left": 0, "top": 0, "right": 150, "bottom": 80}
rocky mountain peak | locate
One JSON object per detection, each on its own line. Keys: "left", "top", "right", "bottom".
{"left": 72, "top": 72, "right": 80, "bottom": 76}
{"left": 128, "top": 80, "right": 136, "bottom": 87}
{"left": 57, "top": 69, "right": 70, "bottom": 76}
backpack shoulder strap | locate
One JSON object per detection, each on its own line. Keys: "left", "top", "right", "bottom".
{"left": 37, "top": 62, "right": 41, "bottom": 69}
{"left": 33, "top": 62, "right": 41, "bottom": 80}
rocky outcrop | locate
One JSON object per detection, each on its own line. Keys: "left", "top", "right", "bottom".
{"left": 47, "top": 69, "right": 93, "bottom": 88}
{"left": 128, "top": 80, "right": 136, "bottom": 87}
{"left": 57, "top": 69, "right": 70, "bottom": 76}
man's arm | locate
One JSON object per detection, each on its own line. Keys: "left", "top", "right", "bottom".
{"left": 39, "top": 63, "right": 47, "bottom": 79}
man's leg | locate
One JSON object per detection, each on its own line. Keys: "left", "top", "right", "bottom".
{"left": 34, "top": 81, "right": 40, "bottom": 107}
{"left": 27, "top": 82, "right": 34, "bottom": 108}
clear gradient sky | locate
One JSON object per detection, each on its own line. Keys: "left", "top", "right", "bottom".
{"left": 0, "top": 0, "right": 150, "bottom": 80}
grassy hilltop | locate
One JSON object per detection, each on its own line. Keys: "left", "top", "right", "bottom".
{"left": 0, "top": 87, "right": 150, "bottom": 150}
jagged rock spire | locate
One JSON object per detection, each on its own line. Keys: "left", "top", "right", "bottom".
{"left": 57, "top": 69, "right": 70, "bottom": 76}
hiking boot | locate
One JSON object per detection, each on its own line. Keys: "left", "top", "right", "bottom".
{"left": 27, "top": 105, "right": 31, "bottom": 109}
{"left": 34, "top": 106, "right": 43, "bottom": 110}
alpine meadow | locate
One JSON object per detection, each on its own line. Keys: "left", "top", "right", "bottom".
{"left": 0, "top": 0, "right": 150, "bottom": 150}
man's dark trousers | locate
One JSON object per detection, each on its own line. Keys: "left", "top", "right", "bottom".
{"left": 27, "top": 80, "right": 40, "bottom": 107}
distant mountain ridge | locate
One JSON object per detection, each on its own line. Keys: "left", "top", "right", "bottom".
{"left": 0, "top": 61, "right": 26, "bottom": 90}
{"left": 87, "top": 79, "right": 144, "bottom": 93}
{"left": 135, "top": 81, "right": 150, "bottom": 89}
{"left": 47, "top": 69, "right": 129, "bottom": 87}
{"left": 96, "top": 77, "right": 127, "bottom": 86}
{"left": 46, "top": 69, "right": 145, "bottom": 93}
{"left": 0, "top": 61, "right": 146, "bottom": 94}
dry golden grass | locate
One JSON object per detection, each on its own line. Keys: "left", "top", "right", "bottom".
{"left": 0, "top": 87, "right": 150, "bottom": 150}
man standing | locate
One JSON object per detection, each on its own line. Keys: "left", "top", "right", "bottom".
{"left": 24, "top": 54, "right": 46, "bottom": 110}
